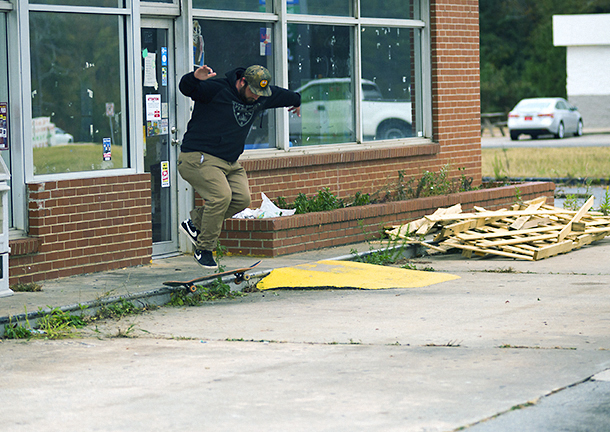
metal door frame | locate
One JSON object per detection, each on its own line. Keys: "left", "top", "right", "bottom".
{"left": 141, "top": 17, "right": 179, "bottom": 257}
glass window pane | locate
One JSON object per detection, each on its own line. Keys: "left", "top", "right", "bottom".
{"left": 0, "top": 13, "right": 12, "bottom": 227}
{"left": 361, "top": 27, "right": 417, "bottom": 141}
{"left": 286, "top": 0, "right": 350, "bottom": 16}
{"left": 361, "top": 0, "right": 414, "bottom": 20}
{"left": 192, "top": 0, "right": 271, "bottom": 13}
{"left": 288, "top": 24, "right": 353, "bottom": 146}
{"left": 30, "top": 12, "right": 129, "bottom": 174}
{"left": 193, "top": 19, "right": 276, "bottom": 149}
{"left": 29, "top": 0, "right": 124, "bottom": 6}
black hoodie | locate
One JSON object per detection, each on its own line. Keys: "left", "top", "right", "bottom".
{"left": 179, "top": 67, "right": 301, "bottom": 163}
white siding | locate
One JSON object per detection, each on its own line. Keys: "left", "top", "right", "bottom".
{"left": 553, "top": 14, "right": 610, "bottom": 46}
{"left": 566, "top": 46, "right": 610, "bottom": 95}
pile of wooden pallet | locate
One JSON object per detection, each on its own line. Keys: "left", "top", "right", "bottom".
{"left": 385, "top": 196, "right": 610, "bottom": 261}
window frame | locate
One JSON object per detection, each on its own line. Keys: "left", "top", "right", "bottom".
{"left": 191, "top": 0, "right": 432, "bottom": 153}
{"left": 22, "top": 1, "right": 142, "bottom": 182}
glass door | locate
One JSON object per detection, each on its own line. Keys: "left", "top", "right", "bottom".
{"left": 0, "top": 12, "right": 11, "bottom": 228}
{"left": 141, "top": 19, "right": 178, "bottom": 256}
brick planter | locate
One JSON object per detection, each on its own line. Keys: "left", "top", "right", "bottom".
{"left": 219, "top": 181, "right": 556, "bottom": 257}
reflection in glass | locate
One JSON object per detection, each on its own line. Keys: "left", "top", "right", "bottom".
{"left": 193, "top": 0, "right": 271, "bottom": 13}
{"left": 30, "top": 12, "right": 128, "bottom": 174}
{"left": 360, "top": 0, "right": 414, "bottom": 20}
{"left": 29, "top": 0, "right": 124, "bottom": 6}
{"left": 193, "top": 19, "right": 275, "bottom": 149}
{"left": 285, "top": 0, "right": 350, "bottom": 16}
{"left": 142, "top": 28, "right": 172, "bottom": 243}
{"left": 0, "top": 14, "right": 12, "bottom": 227}
{"left": 288, "top": 24, "right": 353, "bottom": 146}
{"left": 361, "top": 27, "right": 417, "bottom": 141}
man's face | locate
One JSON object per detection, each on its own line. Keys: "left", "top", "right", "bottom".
{"left": 238, "top": 79, "right": 260, "bottom": 104}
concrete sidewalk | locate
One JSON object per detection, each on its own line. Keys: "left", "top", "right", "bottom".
{"left": 0, "top": 241, "right": 382, "bottom": 331}
{"left": 1, "top": 238, "right": 610, "bottom": 431}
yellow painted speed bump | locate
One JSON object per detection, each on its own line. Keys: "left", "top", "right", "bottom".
{"left": 256, "top": 260, "right": 459, "bottom": 290}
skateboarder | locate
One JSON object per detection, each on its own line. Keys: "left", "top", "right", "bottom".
{"left": 177, "top": 64, "right": 301, "bottom": 268}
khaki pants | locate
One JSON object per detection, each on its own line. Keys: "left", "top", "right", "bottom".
{"left": 177, "top": 151, "right": 251, "bottom": 251}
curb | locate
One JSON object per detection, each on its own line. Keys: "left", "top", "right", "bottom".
{"left": 1, "top": 243, "right": 422, "bottom": 337}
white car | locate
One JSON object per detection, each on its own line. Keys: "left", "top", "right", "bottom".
{"left": 50, "top": 127, "right": 74, "bottom": 146}
{"left": 289, "top": 78, "right": 412, "bottom": 145}
{"left": 507, "top": 97, "right": 583, "bottom": 140}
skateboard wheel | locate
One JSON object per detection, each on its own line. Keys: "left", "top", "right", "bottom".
{"left": 188, "top": 285, "right": 197, "bottom": 293}
{"left": 234, "top": 277, "right": 244, "bottom": 285}
{"left": 243, "top": 274, "right": 251, "bottom": 281}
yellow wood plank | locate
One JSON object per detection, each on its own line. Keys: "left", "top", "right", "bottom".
{"left": 440, "top": 219, "right": 477, "bottom": 237}
{"left": 476, "top": 233, "right": 559, "bottom": 247}
{"left": 574, "top": 234, "right": 593, "bottom": 249}
{"left": 450, "top": 243, "right": 534, "bottom": 261}
{"left": 533, "top": 240, "right": 574, "bottom": 260}
{"left": 523, "top": 196, "right": 548, "bottom": 206}
{"left": 426, "top": 208, "right": 578, "bottom": 223}
{"left": 502, "top": 245, "right": 535, "bottom": 256}
{"left": 520, "top": 217, "right": 552, "bottom": 229}
{"left": 558, "top": 196, "right": 595, "bottom": 242}
{"left": 456, "top": 225, "right": 561, "bottom": 242}
{"left": 510, "top": 199, "right": 545, "bottom": 230}
{"left": 571, "top": 222, "right": 586, "bottom": 232}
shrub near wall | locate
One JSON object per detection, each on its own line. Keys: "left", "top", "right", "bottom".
{"left": 9, "top": 174, "right": 153, "bottom": 285}
{"left": 219, "top": 181, "right": 555, "bottom": 257}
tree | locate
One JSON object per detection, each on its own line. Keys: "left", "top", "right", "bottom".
{"left": 479, "top": 0, "right": 610, "bottom": 113}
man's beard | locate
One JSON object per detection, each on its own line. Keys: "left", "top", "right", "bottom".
{"left": 239, "top": 85, "right": 257, "bottom": 104}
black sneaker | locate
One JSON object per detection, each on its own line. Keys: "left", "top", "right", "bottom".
{"left": 194, "top": 249, "right": 218, "bottom": 269}
{"left": 180, "top": 219, "right": 200, "bottom": 245}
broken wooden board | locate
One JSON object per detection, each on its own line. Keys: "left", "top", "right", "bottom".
{"left": 385, "top": 196, "right": 610, "bottom": 261}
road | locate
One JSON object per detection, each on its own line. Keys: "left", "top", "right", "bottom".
{"left": 482, "top": 130, "right": 610, "bottom": 148}
{"left": 2, "top": 239, "right": 610, "bottom": 432}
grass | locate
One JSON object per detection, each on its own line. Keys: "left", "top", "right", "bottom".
{"left": 33, "top": 144, "right": 123, "bottom": 174}
{"left": 4, "top": 306, "right": 88, "bottom": 340}
{"left": 482, "top": 146, "right": 610, "bottom": 179}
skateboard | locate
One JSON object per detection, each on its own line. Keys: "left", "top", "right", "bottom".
{"left": 163, "top": 261, "right": 262, "bottom": 293}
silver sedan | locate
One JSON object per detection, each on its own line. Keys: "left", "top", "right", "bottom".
{"left": 508, "top": 97, "right": 583, "bottom": 140}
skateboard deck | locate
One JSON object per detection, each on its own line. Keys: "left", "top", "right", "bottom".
{"left": 163, "top": 260, "right": 262, "bottom": 293}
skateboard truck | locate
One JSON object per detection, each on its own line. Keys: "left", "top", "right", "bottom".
{"left": 163, "top": 261, "right": 262, "bottom": 293}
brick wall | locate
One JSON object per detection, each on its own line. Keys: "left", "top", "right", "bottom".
{"left": 430, "top": 0, "right": 481, "bottom": 181}
{"left": 9, "top": 174, "right": 153, "bottom": 285}
{"left": 219, "top": 182, "right": 556, "bottom": 257}
{"left": 241, "top": 143, "right": 441, "bottom": 208}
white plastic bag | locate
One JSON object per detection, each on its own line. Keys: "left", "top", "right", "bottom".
{"left": 232, "top": 193, "right": 296, "bottom": 219}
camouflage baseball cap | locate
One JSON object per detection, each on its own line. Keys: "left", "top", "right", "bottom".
{"left": 244, "top": 65, "right": 272, "bottom": 97}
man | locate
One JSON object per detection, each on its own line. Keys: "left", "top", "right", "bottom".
{"left": 177, "top": 65, "right": 301, "bottom": 268}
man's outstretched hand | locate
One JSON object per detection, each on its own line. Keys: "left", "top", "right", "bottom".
{"left": 194, "top": 65, "right": 217, "bottom": 81}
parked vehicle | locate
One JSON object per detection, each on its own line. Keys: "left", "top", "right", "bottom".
{"left": 50, "top": 127, "right": 74, "bottom": 146}
{"left": 508, "top": 97, "right": 583, "bottom": 140}
{"left": 289, "top": 78, "right": 412, "bottom": 145}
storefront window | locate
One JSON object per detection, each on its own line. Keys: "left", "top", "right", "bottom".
{"left": 192, "top": 0, "right": 271, "bottom": 13}
{"left": 288, "top": 24, "right": 353, "bottom": 146}
{"left": 29, "top": 0, "right": 125, "bottom": 6}
{"left": 360, "top": 0, "right": 414, "bottom": 20}
{"left": 361, "top": 26, "right": 418, "bottom": 140}
{"left": 286, "top": 0, "right": 350, "bottom": 16}
{"left": 193, "top": 19, "right": 276, "bottom": 149}
{"left": 30, "top": 12, "right": 129, "bottom": 174}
